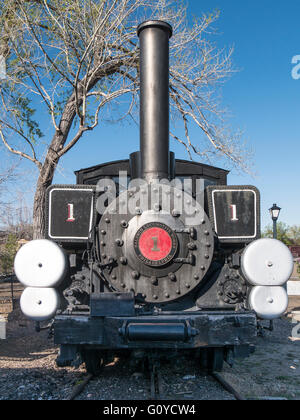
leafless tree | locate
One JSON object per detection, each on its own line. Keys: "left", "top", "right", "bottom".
{"left": 0, "top": 0, "right": 251, "bottom": 238}
{"left": 0, "top": 160, "right": 18, "bottom": 209}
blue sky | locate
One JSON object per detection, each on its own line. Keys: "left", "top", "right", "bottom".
{"left": 3, "top": 0, "right": 300, "bottom": 230}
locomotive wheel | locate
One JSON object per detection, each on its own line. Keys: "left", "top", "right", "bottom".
{"left": 82, "top": 349, "right": 105, "bottom": 376}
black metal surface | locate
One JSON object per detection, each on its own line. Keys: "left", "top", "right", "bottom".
{"left": 98, "top": 185, "right": 214, "bottom": 303}
{"left": 206, "top": 185, "right": 261, "bottom": 243}
{"left": 46, "top": 184, "right": 96, "bottom": 243}
{"left": 54, "top": 311, "right": 257, "bottom": 349}
{"left": 74, "top": 158, "right": 228, "bottom": 186}
{"left": 90, "top": 292, "right": 135, "bottom": 317}
{"left": 54, "top": 316, "right": 104, "bottom": 345}
{"left": 138, "top": 20, "right": 172, "bottom": 181}
{"left": 124, "top": 323, "right": 188, "bottom": 341}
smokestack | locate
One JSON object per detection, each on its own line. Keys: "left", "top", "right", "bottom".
{"left": 137, "top": 20, "right": 172, "bottom": 182}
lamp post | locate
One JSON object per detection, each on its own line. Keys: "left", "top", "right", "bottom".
{"left": 269, "top": 203, "right": 281, "bottom": 239}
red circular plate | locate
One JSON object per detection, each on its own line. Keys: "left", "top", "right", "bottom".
{"left": 134, "top": 222, "right": 178, "bottom": 266}
{"left": 139, "top": 227, "right": 172, "bottom": 261}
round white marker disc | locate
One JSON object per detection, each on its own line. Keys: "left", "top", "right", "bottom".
{"left": 241, "top": 238, "right": 293, "bottom": 286}
{"left": 14, "top": 239, "right": 67, "bottom": 287}
{"left": 249, "top": 286, "right": 288, "bottom": 320}
{"left": 20, "top": 287, "right": 60, "bottom": 321}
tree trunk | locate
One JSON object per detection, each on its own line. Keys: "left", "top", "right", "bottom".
{"left": 32, "top": 94, "right": 78, "bottom": 239}
{"left": 32, "top": 159, "right": 57, "bottom": 239}
{"left": 31, "top": 62, "right": 128, "bottom": 238}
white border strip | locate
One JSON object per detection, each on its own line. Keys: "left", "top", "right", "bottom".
{"left": 212, "top": 189, "right": 257, "bottom": 239}
{"left": 48, "top": 188, "right": 94, "bottom": 240}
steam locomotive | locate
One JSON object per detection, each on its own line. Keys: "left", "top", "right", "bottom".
{"left": 14, "top": 20, "right": 293, "bottom": 374}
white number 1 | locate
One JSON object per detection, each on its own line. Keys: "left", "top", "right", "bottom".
{"left": 66, "top": 203, "right": 75, "bottom": 222}
{"left": 230, "top": 204, "right": 238, "bottom": 221}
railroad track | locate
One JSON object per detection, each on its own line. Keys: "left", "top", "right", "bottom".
{"left": 210, "top": 372, "right": 245, "bottom": 400}
{"left": 66, "top": 365, "right": 245, "bottom": 401}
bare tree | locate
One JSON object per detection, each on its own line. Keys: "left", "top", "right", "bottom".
{"left": 0, "top": 192, "right": 33, "bottom": 240}
{"left": 0, "top": 0, "right": 251, "bottom": 238}
{"left": 0, "top": 161, "right": 18, "bottom": 209}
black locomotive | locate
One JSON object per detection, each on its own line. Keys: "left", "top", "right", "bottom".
{"left": 14, "top": 20, "right": 293, "bottom": 374}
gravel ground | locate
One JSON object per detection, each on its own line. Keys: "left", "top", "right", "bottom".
{"left": 0, "top": 300, "right": 300, "bottom": 400}
{"left": 75, "top": 356, "right": 234, "bottom": 400}
{"left": 222, "top": 317, "right": 300, "bottom": 400}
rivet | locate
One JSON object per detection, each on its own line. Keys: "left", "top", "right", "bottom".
{"left": 205, "top": 254, "right": 209, "bottom": 259}
{"left": 115, "top": 239, "right": 124, "bottom": 246}
{"left": 172, "top": 209, "right": 180, "bottom": 217}
{"left": 201, "top": 266, "right": 205, "bottom": 271}
{"left": 101, "top": 230, "right": 106, "bottom": 235}
{"left": 120, "top": 257, "right": 127, "bottom": 265}
{"left": 185, "top": 283, "right": 191, "bottom": 289}
{"left": 111, "top": 274, "right": 116, "bottom": 280}
{"left": 151, "top": 277, "right": 158, "bottom": 285}
{"left": 176, "top": 289, "right": 181, "bottom": 295}
{"left": 153, "top": 203, "right": 161, "bottom": 212}
{"left": 121, "top": 283, "right": 126, "bottom": 288}
{"left": 102, "top": 254, "right": 107, "bottom": 259}
{"left": 194, "top": 275, "right": 199, "bottom": 280}
{"left": 131, "top": 271, "right": 140, "bottom": 279}
{"left": 168, "top": 273, "right": 176, "bottom": 281}
{"left": 153, "top": 295, "right": 158, "bottom": 300}
{"left": 121, "top": 220, "right": 128, "bottom": 228}
{"left": 165, "top": 293, "right": 170, "bottom": 298}
{"left": 100, "top": 241, "right": 106, "bottom": 246}
{"left": 105, "top": 218, "right": 110, "bottom": 224}
{"left": 204, "top": 230, "right": 209, "bottom": 236}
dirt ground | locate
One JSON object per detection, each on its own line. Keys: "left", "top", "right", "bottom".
{"left": 0, "top": 284, "right": 300, "bottom": 400}
{"left": 222, "top": 316, "right": 300, "bottom": 400}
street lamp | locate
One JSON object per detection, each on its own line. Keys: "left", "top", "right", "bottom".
{"left": 269, "top": 203, "right": 281, "bottom": 239}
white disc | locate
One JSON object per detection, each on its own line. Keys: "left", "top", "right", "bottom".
{"left": 249, "top": 286, "right": 288, "bottom": 320}
{"left": 20, "top": 287, "right": 60, "bottom": 321}
{"left": 14, "top": 239, "right": 67, "bottom": 287}
{"left": 241, "top": 238, "right": 293, "bottom": 286}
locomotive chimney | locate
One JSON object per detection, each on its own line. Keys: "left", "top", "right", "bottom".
{"left": 137, "top": 20, "right": 172, "bottom": 182}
